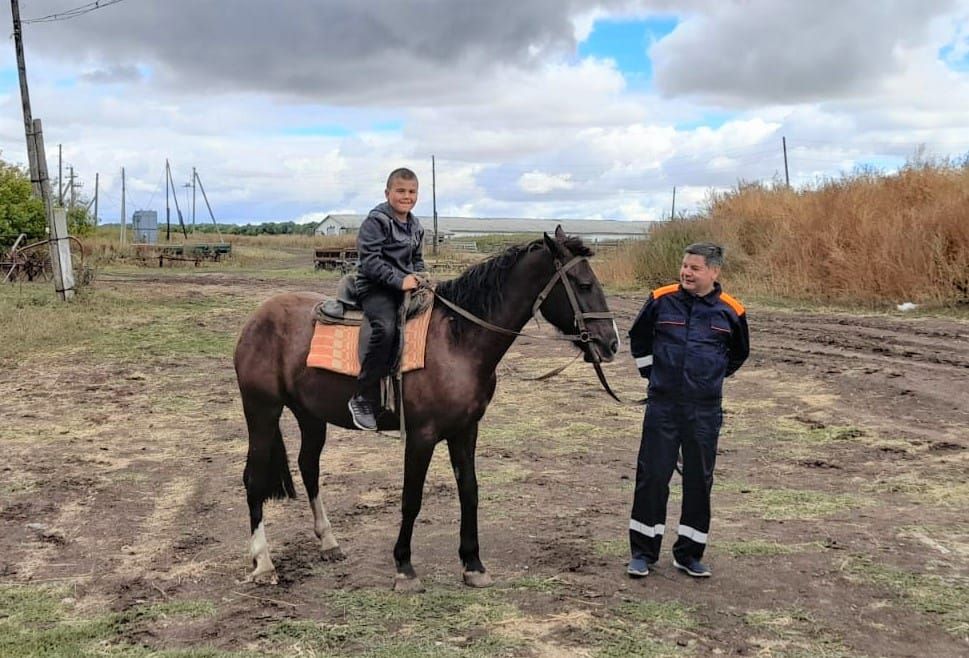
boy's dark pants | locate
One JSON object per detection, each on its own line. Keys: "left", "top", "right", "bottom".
{"left": 357, "top": 286, "right": 403, "bottom": 400}
{"left": 629, "top": 399, "right": 722, "bottom": 564}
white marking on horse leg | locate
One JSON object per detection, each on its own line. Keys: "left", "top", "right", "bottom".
{"left": 310, "top": 494, "right": 339, "bottom": 551}
{"left": 247, "top": 521, "right": 277, "bottom": 583}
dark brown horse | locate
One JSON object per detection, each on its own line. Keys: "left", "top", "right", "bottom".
{"left": 234, "top": 226, "right": 619, "bottom": 591}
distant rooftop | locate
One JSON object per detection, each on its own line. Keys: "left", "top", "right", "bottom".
{"left": 316, "top": 214, "right": 654, "bottom": 235}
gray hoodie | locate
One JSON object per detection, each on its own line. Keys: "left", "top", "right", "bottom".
{"left": 355, "top": 202, "right": 426, "bottom": 294}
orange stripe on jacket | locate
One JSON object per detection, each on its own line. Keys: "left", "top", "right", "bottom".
{"left": 720, "top": 292, "right": 745, "bottom": 316}
{"left": 652, "top": 283, "right": 679, "bottom": 299}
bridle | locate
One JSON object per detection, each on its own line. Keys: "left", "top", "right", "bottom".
{"left": 432, "top": 250, "right": 637, "bottom": 404}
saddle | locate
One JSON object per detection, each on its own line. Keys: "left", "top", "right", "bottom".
{"left": 314, "top": 274, "right": 433, "bottom": 326}
{"left": 307, "top": 275, "right": 434, "bottom": 382}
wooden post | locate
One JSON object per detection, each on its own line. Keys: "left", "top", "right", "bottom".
{"left": 32, "top": 119, "right": 74, "bottom": 300}
{"left": 670, "top": 186, "right": 676, "bottom": 220}
{"left": 11, "top": 0, "right": 40, "bottom": 197}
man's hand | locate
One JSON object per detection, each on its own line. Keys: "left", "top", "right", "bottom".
{"left": 401, "top": 274, "right": 419, "bottom": 291}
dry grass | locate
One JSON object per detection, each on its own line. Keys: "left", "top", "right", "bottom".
{"left": 600, "top": 158, "right": 969, "bottom": 306}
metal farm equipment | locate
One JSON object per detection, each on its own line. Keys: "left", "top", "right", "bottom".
{"left": 1, "top": 233, "right": 88, "bottom": 284}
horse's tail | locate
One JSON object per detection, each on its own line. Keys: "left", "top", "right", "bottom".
{"left": 243, "top": 426, "right": 297, "bottom": 503}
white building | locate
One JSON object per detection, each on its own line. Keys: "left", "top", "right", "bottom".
{"left": 313, "top": 215, "right": 654, "bottom": 241}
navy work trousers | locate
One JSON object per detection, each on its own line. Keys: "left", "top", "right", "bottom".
{"left": 629, "top": 399, "right": 722, "bottom": 563}
{"left": 357, "top": 286, "right": 402, "bottom": 398}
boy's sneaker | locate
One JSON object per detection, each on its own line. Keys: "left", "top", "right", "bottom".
{"left": 626, "top": 555, "right": 653, "bottom": 578}
{"left": 672, "top": 557, "right": 712, "bottom": 578}
{"left": 348, "top": 395, "right": 378, "bottom": 431}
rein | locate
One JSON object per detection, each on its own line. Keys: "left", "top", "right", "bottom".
{"left": 431, "top": 253, "right": 641, "bottom": 405}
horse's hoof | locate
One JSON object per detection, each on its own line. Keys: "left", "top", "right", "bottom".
{"left": 463, "top": 570, "right": 494, "bottom": 588}
{"left": 321, "top": 546, "right": 346, "bottom": 562}
{"left": 393, "top": 574, "right": 425, "bottom": 593}
{"left": 245, "top": 569, "right": 278, "bottom": 585}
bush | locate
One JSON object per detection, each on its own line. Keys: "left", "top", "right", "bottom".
{"left": 600, "top": 157, "right": 969, "bottom": 306}
{"left": 0, "top": 161, "right": 45, "bottom": 245}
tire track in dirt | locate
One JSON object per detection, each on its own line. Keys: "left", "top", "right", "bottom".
{"left": 749, "top": 310, "right": 969, "bottom": 446}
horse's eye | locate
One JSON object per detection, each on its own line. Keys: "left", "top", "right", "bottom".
{"left": 577, "top": 281, "right": 594, "bottom": 291}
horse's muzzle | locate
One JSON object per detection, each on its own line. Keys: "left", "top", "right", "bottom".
{"left": 581, "top": 336, "right": 618, "bottom": 364}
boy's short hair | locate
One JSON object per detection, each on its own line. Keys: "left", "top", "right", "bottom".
{"left": 386, "top": 167, "right": 418, "bottom": 189}
{"left": 685, "top": 242, "right": 725, "bottom": 268}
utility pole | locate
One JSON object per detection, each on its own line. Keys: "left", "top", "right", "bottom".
{"left": 782, "top": 136, "right": 790, "bottom": 188}
{"left": 670, "top": 186, "right": 676, "bottom": 220}
{"left": 431, "top": 155, "right": 438, "bottom": 256}
{"left": 191, "top": 166, "right": 197, "bottom": 231}
{"left": 32, "top": 119, "right": 74, "bottom": 299}
{"left": 11, "top": 0, "right": 40, "bottom": 197}
{"left": 165, "top": 159, "right": 171, "bottom": 241}
{"left": 58, "top": 144, "right": 63, "bottom": 205}
{"left": 68, "top": 166, "right": 75, "bottom": 211}
{"left": 194, "top": 171, "right": 222, "bottom": 242}
{"left": 120, "top": 167, "right": 126, "bottom": 245}
{"left": 93, "top": 172, "right": 99, "bottom": 225}
{"left": 165, "top": 161, "right": 187, "bottom": 238}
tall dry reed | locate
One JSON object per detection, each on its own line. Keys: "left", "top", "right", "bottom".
{"left": 601, "top": 159, "right": 969, "bottom": 306}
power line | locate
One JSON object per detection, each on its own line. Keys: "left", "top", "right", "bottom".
{"left": 23, "top": 0, "right": 128, "bottom": 24}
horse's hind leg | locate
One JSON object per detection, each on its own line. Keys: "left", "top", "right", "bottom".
{"left": 447, "top": 423, "right": 492, "bottom": 588}
{"left": 295, "top": 412, "right": 344, "bottom": 561}
{"left": 242, "top": 396, "right": 295, "bottom": 584}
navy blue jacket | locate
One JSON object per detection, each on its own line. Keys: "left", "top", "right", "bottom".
{"left": 629, "top": 282, "right": 749, "bottom": 403}
{"left": 356, "top": 202, "right": 426, "bottom": 295}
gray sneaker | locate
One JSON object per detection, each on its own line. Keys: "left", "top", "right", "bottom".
{"left": 627, "top": 555, "right": 652, "bottom": 578}
{"left": 348, "top": 395, "right": 378, "bottom": 431}
{"left": 673, "top": 557, "right": 712, "bottom": 578}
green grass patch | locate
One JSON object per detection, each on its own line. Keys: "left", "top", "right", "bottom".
{"left": 844, "top": 556, "right": 969, "bottom": 637}
{"left": 594, "top": 539, "right": 628, "bottom": 558}
{"left": 0, "top": 585, "right": 232, "bottom": 658}
{"left": 613, "top": 600, "right": 696, "bottom": 631}
{"left": 717, "top": 539, "right": 825, "bottom": 557}
{"left": 560, "top": 599, "right": 698, "bottom": 657}
{"left": 864, "top": 471, "right": 969, "bottom": 509}
{"left": 744, "top": 608, "right": 856, "bottom": 657}
{"left": 719, "top": 482, "right": 862, "bottom": 520}
{"left": 500, "top": 575, "right": 564, "bottom": 594}
{"left": 268, "top": 582, "right": 522, "bottom": 656}
{"left": 0, "top": 284, "right": 253, "bottom": 364}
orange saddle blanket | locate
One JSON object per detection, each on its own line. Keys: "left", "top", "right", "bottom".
{"left": 306, "top": 307, "right": 433, "bottom": 376}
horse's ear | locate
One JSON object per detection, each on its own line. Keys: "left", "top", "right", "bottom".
{"left": 543, "top": 231, "right": 565, "bottom": 257}
{"left": 554, "top": 225, "right": 566, "bottom": 240}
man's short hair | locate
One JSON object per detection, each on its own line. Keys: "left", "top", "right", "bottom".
{"left": 685, "top": 242, "right": 725, "bottom": 268}
{"left": 386, "top": 167, "right": 418, "bottom": 189}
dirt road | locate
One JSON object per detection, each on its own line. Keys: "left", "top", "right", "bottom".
{"left": 1, "top": 273, "right": 966, "bottom": 656}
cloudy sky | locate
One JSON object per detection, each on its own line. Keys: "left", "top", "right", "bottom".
{"left": 1, "top": 0, "right": 967, "bottom": 225}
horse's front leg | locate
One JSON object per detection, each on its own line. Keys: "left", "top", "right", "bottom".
{"left": 447, "top": 423, "right": 492, "bottom": 587}
{"left": 393, "top": 431, "right": 436, "bottom": 592}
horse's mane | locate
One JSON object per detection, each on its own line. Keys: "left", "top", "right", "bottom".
{"left": 435, "top": 234, "right": 593, "bottom": 339}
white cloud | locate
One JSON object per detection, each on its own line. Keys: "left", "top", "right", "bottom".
{"left": 519, "top": 171, "right": 575, "bottom": 194}
{"left": 0, "top": 1, "right": 966, "bottom": 224}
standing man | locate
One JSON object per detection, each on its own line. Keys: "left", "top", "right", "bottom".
{"left": 626, "top": 243, "right": 749, "bottom": 578}
{"left": 347, "top": 167, "right": 426, "bottom": 431}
